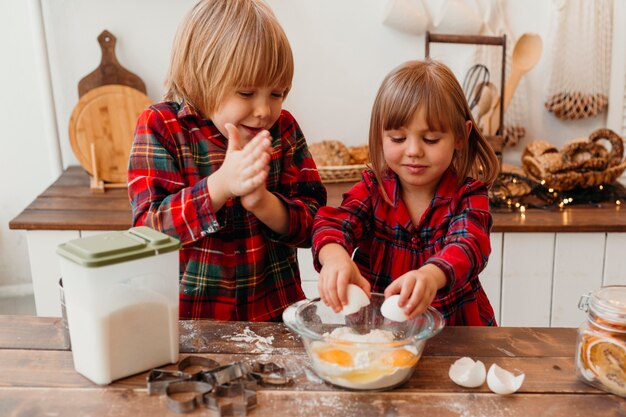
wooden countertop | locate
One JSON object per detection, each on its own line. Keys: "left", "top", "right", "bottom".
{"left": 9, "top": 166, "right": 626, "bottom": 232}
{"left": 1, "top": 315, "right": 623, "bottom": 416}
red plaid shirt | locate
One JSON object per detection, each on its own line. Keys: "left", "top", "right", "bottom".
{"left": 312, "top": 168, "right": 496, "bottom": 326}
{"left": 128, "top": 102, "right": 326, "bottom": 321}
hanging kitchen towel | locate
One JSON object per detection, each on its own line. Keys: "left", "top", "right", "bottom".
{"left": 544, "top": 0, "right": 613, "bottom": 120}
{"left": 473, "top": 0, "right": 527, "bottom": 147}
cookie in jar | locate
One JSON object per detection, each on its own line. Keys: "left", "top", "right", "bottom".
{"left": 576, "top": 285, "right": 626, "bottom": 397}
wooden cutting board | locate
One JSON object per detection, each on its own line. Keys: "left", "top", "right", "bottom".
{"left": 68, "top": 85, "right": 152, "bottom": 184}
{"left": 78, "top": 30, "right": 146, "bottom": 97}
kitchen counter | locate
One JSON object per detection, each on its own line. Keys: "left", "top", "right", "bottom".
{"left": 8, "top": 167, "right": 626, "bottom": 326}
{"left": 1, "top": 315, "right": 623, "bottom": 416}
{"left": 8, "top": 166, "right": 626, "bottom": 232}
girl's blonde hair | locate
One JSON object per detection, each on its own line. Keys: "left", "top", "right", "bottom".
{"left": 164, "top": 0, "right": 294, "bottom": 117}
{"left": 368, "top": 59, "right": 499, "bottom": 201}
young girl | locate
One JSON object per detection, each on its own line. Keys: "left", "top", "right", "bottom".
{"left": 128, "top": 0, "right": 326, "bottom": 321}
{"left": 312, "top": 60, "right": 499, "bottom": 326}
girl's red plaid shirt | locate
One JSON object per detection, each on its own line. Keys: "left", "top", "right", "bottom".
{"left": 312, "top": 169, "right": 496, "bottom": 326}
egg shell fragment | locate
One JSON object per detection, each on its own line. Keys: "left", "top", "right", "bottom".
{"left": 487, "top": 363, "right": 525, "bottom": 394}
{"left": 381, "top": 294, "right": 408, "bottom": 322}
{"left": 341, "top": 284, "right": 370, "bottom": 315}
{"left": 448, "top": 357, "right": 486, "bottom": 388}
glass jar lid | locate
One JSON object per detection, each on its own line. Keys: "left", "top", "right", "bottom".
{"left": 580, "top": 285, "right": 626, "bottom": 330}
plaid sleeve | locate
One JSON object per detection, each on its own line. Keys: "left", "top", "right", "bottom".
{"left": 312, "top": 177, "right": 373, "bottom": 271}
{"left": 127, "top": 106, "right": 223, "bottom": 245}
{"left": 261, "top": 111, "right": 327, "bottom": 248}
{"left": 424, "top": 182, "right": 492, "bottom": 293}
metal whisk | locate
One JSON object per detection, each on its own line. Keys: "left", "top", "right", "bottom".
{"left": 462, "top": 64, "right": 490, "bottom": 110}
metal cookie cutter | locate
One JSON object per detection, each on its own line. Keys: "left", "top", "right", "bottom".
{"left": 201, "top": 361, "right": 250, "bottom": 386}
{"left": 165, "top": 380, "right": 214, "bottom": 414}
{"left": 249, "top": 362, "right": 293, "bottom": 386}
{"left": 203, "top": 380, "right": 257, "bottom": 417}
{"left": 178, "top": 355, "right": 221, "bottom": 380}
{"left": 147, "top": 369, "right": 192, "bottom": 395}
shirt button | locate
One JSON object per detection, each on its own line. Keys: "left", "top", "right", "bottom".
{"left": 411, "top": 236, "right": 418, "bottom": 244}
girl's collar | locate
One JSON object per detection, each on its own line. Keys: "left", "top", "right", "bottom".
{"left": 381, "top": 167, "right": 459, "bottom": 207}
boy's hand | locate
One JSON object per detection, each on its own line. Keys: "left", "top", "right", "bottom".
{"left": 240, "top": 164, "right": 270, "bottom": 210}
{"left": 318, "top": 244, "right": 371, "bottom": 313}
{"left": 221, "top": 123, "right": 271, "bottom": 197}
{"left": 384, "top": 264, "right": 446, "bottom": 320}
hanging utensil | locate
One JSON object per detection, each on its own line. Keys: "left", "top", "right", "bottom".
{"left": 487, "top": 34, "right": 542, "bottom": 137}
{"left": 503, "top": 33, "right": 542, "bottom": 112}
{"left": 474, "top": 82, "right": 497, "bottom": 132}
{"left": 462, "top": 64, "right": 490, "bottom": 110}
{"left": 482, "top": 92, "right": 501, "bottom": 136}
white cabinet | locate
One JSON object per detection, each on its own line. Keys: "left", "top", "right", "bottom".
{"left": 552, "top": 233, "right": 605, "bottom": 327}
{"left": 25, "top": 229, "right": 626, "bottom": 325}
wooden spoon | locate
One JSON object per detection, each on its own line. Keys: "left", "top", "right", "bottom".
{"left": 474, "top": 82, "right": 496, "bottom": 131}
{"left": 481, "top": 93, "right": 501, "bottom": 136}
{"left": 503, "top": 33, "right": 542, "bottom": 112}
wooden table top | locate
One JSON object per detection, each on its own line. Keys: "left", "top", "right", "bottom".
{"left": 9, "top": 166, "right": 626, "bottom": 232}
{"left": 0, "top": 316, "right": 623, "bottom": 416}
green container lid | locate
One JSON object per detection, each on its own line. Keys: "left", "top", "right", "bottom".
{"left": 57, "top": 226, "right": 181, "bottom": 267}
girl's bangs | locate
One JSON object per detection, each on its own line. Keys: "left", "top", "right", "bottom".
{"left": 381, "top": 83, "right": 456, "bottom": 134}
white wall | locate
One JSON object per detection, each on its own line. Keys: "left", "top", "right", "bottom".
{"left": 2, "top": 0, "right": 625, "bottom": 291}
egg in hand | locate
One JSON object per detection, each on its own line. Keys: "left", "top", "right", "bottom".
{"left": 381, "top": 294, "right": 408, "bottom": 322}
{"left": 341, "top": 284, "right": 370, "bottom": 315}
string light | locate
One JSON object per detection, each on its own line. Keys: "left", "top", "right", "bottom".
{"left": 489, "top": 172, "right": 626, "bottom": 213}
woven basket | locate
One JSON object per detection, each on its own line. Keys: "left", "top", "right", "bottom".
{"left": 522, "top": 128, "right": 626, "bottom": 191}
{"left": 526, "top": 161, "right": 626, "bottom": 192}
{"left": 318, "top": 164, "right": 366, "bottom": 183}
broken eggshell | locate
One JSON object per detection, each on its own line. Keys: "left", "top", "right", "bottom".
{"left": 448, "top": 357, "right": 487, "bottom": 388}
{"left": 487, "top": 363, "right": 525, "bottom": 394}
{"left": 341, "top": 284, "right": 370, "bottom": 315}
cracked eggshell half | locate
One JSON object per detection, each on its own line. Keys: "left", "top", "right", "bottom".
{"left": 380, "top": 294, "right": 408, "bottom": 322}
{"left": 487, "top": 363, "right": 525, "bottom": 394}
{"left": 448, "top": 357, "right": 486, "bottom": 388}
{"left": 341, "top": 284, "right": 370, "bottom": 315}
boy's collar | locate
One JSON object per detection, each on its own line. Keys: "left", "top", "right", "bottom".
{"left": 177, "top": 101, "right": 203, "bottom": 119}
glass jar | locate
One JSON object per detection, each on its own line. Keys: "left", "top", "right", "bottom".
{"left": 576, "top": 285, "right": 626, "bottom": 397}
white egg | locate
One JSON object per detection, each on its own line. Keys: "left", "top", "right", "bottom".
{"left": 486, "top": 363, "right": 525, "bottom": 394}
{"left": 380, "top": 294, "right": 408, "bottom": 322}
{"left": 341, "top": 284, "right": 370, "bottom": 315}
{"left": 448, "top": 357, "right": 486, "bottom": 388}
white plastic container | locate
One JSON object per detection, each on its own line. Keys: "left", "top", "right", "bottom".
{"left": 57, "top": 226, "right": 181, "bottom": 385}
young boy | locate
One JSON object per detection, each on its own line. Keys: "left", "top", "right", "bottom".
{"left": 128, "top": 0, "right": 326, "bottom": 321}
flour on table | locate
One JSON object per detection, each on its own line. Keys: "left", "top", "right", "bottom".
{"left": 229, "top": 326, "right": 275, "bottom": 353}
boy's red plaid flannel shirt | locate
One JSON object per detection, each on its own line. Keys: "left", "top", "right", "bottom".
{"left": 128, "top": 102, "right": 326, "bottom": 320}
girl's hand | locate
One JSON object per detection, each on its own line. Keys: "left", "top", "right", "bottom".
{"left": 221, "top": 123, "right": 271, "bottom": 197}
{"left": 318, "top": 243, "right": 371, "bottom": 313}
{"left": 384, "top": 264, "right": 446, "bottom": 319}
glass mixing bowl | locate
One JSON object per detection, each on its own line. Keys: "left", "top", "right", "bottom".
{"left": 283, "top": 293, "right": 444, "bottom": 390}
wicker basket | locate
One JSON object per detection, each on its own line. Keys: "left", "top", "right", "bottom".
{"left": 522, "top": 128, "right": 626, "bottom": 191}
{"left": 526, "top": 161, "right": 626, "bottom": 192}
{"left": 318, "top": 164, "right": 366, "bottom": 183}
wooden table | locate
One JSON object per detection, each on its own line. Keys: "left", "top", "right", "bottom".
{"left": 0, "top": 316, "right": 624, "bottom": 416}
{"left": 9, "top": 166, "right": 626, "bottom": 233}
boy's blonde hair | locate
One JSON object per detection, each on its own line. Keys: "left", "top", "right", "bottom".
{"left": 164, "top": 0, "right": 294, "bottom": 117}
{"left": 368, "top": 59, "right": 499, "bottom": 201}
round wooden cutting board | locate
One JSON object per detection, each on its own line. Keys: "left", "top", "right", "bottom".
{"left": 68, "top": 84, "right": 152, "bottom": 184}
